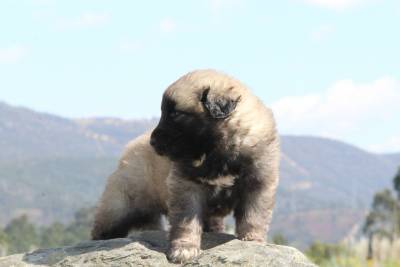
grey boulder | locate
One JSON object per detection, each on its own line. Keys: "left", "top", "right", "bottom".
{"left": 0, "top": 231, "right": 316, "bottom": 267}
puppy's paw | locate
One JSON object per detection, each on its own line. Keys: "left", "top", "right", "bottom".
{"left": 238, "top": 232, "right": 265, "bottom": 243}
{"left": 167, "top": 244, "right": 200, "bottom": 264}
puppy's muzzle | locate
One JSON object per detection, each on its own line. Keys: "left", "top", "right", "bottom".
{"left": 150, "top": 129, "right": 167, "bottom": 155}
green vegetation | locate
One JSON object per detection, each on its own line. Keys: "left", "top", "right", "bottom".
{"left": 0, "top": 157, "right": 117, "bottom": 226}
{"left": 305, "top": 241, "right": 400, "bottom": 267}
{"left": 4, "top": 215, "right": 39, "bottom": 254}
{"left": 303, "top": 167, "right": 400, "bottom": 267}
{"left": 0, "top": 208, "right": 94, "bottom": 255}
{"left": 305, "top": 242, "right": 355, "bottom": 266}
{"left": 394, "top": 167, "right": 400, "bottom": 200}
{"left": 0, "top": 228, "right": 8, "bottom": 256}
{"left": 363, "top": 167, "right": 400, "bottom": 261}
{"left": 271, "top": 233, "right": 288, "bottom": 245}
{"left": 319, "top": 257, "right": 400, "bottom": 267}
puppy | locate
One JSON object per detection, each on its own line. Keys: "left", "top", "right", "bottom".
{"left": 91, "top": 69, "right": 280, "bottom": 263}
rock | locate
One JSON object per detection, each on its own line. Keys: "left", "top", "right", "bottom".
{"left": 0, "top": 231, "right": 316, "bottom": 267}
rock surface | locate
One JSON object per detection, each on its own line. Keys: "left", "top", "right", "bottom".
{"left": 0, "top": 231, "right": 316, "bottom": 267}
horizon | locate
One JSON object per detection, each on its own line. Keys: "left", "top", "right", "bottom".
{"left": 1, "top": 99, "right": 398, "bottom": 155}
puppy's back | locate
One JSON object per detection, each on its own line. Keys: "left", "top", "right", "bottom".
{"left": 119, "top": 132, "right": 171, "bottom": 207}
{"left": 92, "top": 132, "right": 171, "bottom": 239}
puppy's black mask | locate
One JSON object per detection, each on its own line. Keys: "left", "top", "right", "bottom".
{"left": 150, "top": 96, "right": 212, "bottom": 161}
{"left": 150, "top": 88, "right": 239, "bottom": 162}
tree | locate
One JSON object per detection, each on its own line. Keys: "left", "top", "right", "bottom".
{"left": 40, "top": 207, "right": 95, "bottom": 248}
{"left": 271, "top": 233, "right": 288, "bottom": 245}
{"left": 394, "top": 167, "right": 400, "bottom": 200}
{"left": 40, "top": 222, "right": 66, "bottom": 248}
{"left": 63, "top": 207, "right": 94, "bottom": 244}
{"left": 4, "top": 215, "right": 39, "bottom": 254}
{"left": 305, "top": 241, "right": 346, "bottom": 265}
{"left": 0, "top": 228, "right": 8, "bottom": 256}
{"left": 0, "top": 207, "right": 96, "bottom": 256}
{"left": 0, "top": 228, "right": 7, "bottom": 243}
{"left": 392, "top": 167, "right": 400, "bottom": 240}
{"left": 363, "top": 189, "right": 398, "bottom": 237}
{"left": 363, "top": 189, "right": 399, "bottom": 260}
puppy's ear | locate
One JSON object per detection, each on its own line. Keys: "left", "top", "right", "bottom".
{"left": 201, "top": 87, "right": 241, "bottom": 119}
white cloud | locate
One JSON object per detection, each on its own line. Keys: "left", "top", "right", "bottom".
{"left": 301, "top": 0, "right": 367, "bottom": 10}
{"left": 271, "top": 77, "right": 400, "bottom": 143}
{"left": 369, "top": 136, "right": 400, "bottom": 153}
{"left": 58, "top": 12, "right": 110, "bottom": 30}
{"left": 0, "top": 45, "right": 29, "bottom": 64}
{"left": 159, "top": 18, "right": 177, "bottom": 34}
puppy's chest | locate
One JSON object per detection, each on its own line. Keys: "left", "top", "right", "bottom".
{"left": 205, "top": 181, "right": 238, "bottom": 214}
{"left": 181, "top": 152, "right": 247, "bottom": 182}
{"left": 198, "top": 174, "right": 237, "bottom": 187}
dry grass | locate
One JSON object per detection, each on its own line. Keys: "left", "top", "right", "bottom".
{"left": 321, "top": 237, "right": 400, "bottom": 267}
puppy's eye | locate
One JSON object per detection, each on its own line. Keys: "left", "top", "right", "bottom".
{"left": 169, "top": 110, "right": 192, "bottom": 119}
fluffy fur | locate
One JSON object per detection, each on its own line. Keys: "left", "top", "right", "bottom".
{"left": 92, "top": 69, "right": 280, "bottom": 263}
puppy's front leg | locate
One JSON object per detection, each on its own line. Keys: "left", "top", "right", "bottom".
{"left": 235, "top": 163, "right": 279, "bottom": 242}
{"left": 167, "top": 174, "right": 204, "bottom": 263}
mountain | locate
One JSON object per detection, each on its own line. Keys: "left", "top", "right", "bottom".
{"left": 383, "top": 153, "right": 400, "bottom": 167}
{"left": 0, "top": 101, "right": 399, "bottom": 246}
{"left": 279, "top": 136, "right": 395, "bottom": 208}
{"left": 275, "top": 136, "right": 398, "bottom": 246}
{"left": 0, "top": 102, "right": 156, "bottom": 161}
{"left": 75, "top": 117, "right": 158, "bottom": 146}
{"left": 0, "top": 157, "right": 116, "bottom": 225}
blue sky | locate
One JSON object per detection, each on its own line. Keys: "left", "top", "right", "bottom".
{"left": 0, "top": 0, "right": 399, "bottom": 152}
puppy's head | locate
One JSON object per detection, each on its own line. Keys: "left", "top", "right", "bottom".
{"left": 150, "top": 69, "right": 243, "bottom": 161}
